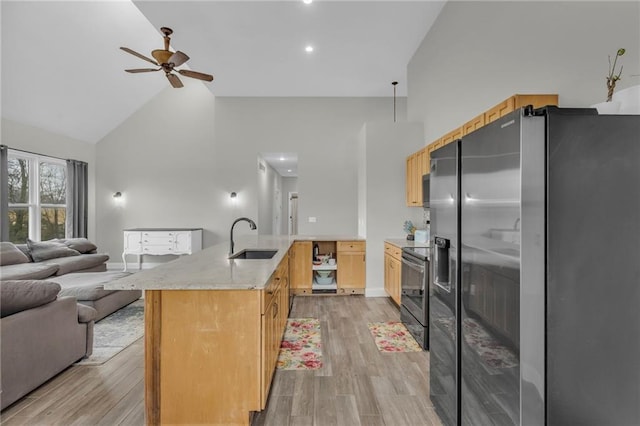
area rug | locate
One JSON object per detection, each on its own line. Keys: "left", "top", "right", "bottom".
{"left": 277, "top": 318, "right": 323, "bottom": 370}
{"left": 75, "top": 299, "right": 144, "bottom": 366}
{"left": 367, "top": 321, "right": 422, "bottom": 352}
{"left": 435, "top": 317, "right": 518, "bottom": 369}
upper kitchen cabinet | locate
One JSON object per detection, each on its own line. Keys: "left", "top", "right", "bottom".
{"left": 440, "top": 126, "right": 463, "bottom": 145}
{"left": 462, "top": 113, "right": 485, "bottom": 136}
{"left": 407, "top": 93, "right": 558, "bottom": 189}
{"left": 484, "top": 94, "right": 558, "bottom": 125}
{"left": 406, "top": 148, "right": 430, "bottom": 206}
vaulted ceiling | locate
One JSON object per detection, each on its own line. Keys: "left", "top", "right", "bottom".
{"left": 1, "top": 1, "right": 445, "bottom": 143}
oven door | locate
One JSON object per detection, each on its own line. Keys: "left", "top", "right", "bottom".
{"left": 401, "top": 254, "right": 427, "bottom": 325}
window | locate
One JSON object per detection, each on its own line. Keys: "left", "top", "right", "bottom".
{"left": 7, "top": 151, "right": 67, "bottom": 243}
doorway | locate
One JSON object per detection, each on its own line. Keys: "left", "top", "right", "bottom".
{"left": 257, "top": 153, "right": 299, "bottom": 235}
{"left": 289, "top": 192, "right": 298, "bottom": 235}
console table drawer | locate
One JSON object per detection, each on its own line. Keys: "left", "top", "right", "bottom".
{"left": 142, "top": 231, "right": 176, "bottom": 238}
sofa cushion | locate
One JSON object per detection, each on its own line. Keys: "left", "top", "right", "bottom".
{"left": 0, "top": 280, "right": 61, "bottom": 318}
{"left": 40, "top": 254, "right": 110, "bottom": 276}
{"left": 27, "top": 239, "right": 81, "bottom": 262}
{"left": 14, "top": 244, "right": 33, "bottom": 261}
{"left": 61, "top": 238, "right": 98, "bottom": 254}
{"left": 0, "top": 242, "right": 31, "bottom": 266}
{"left": 1, "top": 263, "right": 60, "bottom": 280}
{"left": 47, "top": 271, "right": 130, "bottom": 301}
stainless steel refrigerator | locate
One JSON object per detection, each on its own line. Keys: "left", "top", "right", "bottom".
{"left": 429, "top": 106, "right": 640, "bottom": 426}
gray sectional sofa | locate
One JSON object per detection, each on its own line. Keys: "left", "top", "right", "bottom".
{"left": 0, "top": 280, "right": 97, "bottom": 410}
{"left": 0, "top": 239, "right": 142, "bottom": 410}
{"left": 1, "top": 239, "right": 141, "bottom": 320}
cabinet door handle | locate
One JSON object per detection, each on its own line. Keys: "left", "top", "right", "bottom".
{"left": 273, "top": 302, "right": 279, "bottom": 318}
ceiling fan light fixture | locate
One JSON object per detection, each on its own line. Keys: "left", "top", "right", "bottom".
{"left": 151, "top": 49, "right": 173, "bottom": 64}
{"left": 121, "top": 26, "right": 214, "bottom": 88}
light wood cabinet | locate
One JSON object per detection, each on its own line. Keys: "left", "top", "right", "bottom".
{"left": 440, "top": 126, "right": 463, "bottom": 146}
{"left": 384, "top": 242, "right": 402, "bottom": 305}
{"left": 145, "top": 255, "right": 290, "bottom": 425}
{"left": 485, "top": 94, "right": 559, "bottom": 125}
{"left": 406, "top": 147, "right": 430, "bottom": 206}
{"left": 406, "top": 152, "right": 420, "bottom": 206}
{"left": 289, "top": 241, "right": 312, "bottom": 294}
{"left": 408, "top": 94, "right": 558, "bottom": 188}
{"left": 463, "top": 113, "right": 486, "bottom": 135}
{"left": 336, "top": 241, "right": 366, "bottom": 293}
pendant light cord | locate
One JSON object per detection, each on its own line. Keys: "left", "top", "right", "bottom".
{"left": 392, "top": 81, "right": 398, "bottom": 123}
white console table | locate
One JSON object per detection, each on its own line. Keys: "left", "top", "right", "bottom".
{"left": 122, "top": 228, "right": 203, "bottom": 271}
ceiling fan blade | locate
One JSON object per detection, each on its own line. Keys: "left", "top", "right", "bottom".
{"left": 166, "top": 73, "right": 184, "bottom": 88}
{"left": 178, "top": 69, "right": 214, "bottom": 82}
{"left": 125, "top": 68, "right": 161, "bottom": 73}
{"left": 168, "top": 51, "right": 189, "bottom": 67}
{"left": 120, "top": 47, "right": 158, "bottom": 66}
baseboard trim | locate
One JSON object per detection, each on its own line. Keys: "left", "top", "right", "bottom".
{"left": 365, "top": 288, "right": 388, "bottom": 298}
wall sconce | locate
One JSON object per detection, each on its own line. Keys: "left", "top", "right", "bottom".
{"left": 230, "top": 192, "right": 237, "bottom": 199}
{"left": 113, "top": 191, "right": 124, "bottom": 205}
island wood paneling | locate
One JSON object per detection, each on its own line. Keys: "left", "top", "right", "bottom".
{"left": 148, "top": 289, "right": 262, "bottom": 425}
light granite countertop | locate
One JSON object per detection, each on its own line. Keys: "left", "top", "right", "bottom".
{"left": 105, "top": 234, "right": 363, "bottom": 291}
{"left": 385, "top": 238, "right": 429, "bottom": 249}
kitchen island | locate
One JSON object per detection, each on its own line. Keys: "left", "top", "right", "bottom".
{"left": 105, "top": 234, "right": 362, "bottom": 425}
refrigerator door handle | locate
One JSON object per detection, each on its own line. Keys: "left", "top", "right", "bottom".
{"left": 433, "top": 237, "right": 451, "bottom": 293}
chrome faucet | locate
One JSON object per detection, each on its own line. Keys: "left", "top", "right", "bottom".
{"left": 513, "top": 217, "right": 521, "bottom": 230}
{"left": 229, "top": 217, "right": 257, "bottom": 255}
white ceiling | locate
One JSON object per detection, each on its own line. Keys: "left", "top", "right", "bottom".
{"left": 261, "top": 152, "right": 299, "bottom": 177}
{"left": 1, "top": 0, "right": 445, "bottom": 143}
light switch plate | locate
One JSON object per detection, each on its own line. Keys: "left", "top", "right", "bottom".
{"left": 308, "top": 217, "right": 317, "bottom": 223}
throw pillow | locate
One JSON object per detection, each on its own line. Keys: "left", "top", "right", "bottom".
{"left": 0, "top": 242, "right": 31, "bottom": 266}
{"left": 26, "top": 238, "right": 81, "bottom": 262}
{"left": 0, "top": 280, "right": 62, "bottom": 318}
{"left": 62, "top": 238, "right": 98, "bottom": 254}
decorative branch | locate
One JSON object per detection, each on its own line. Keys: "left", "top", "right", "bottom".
{"left": 606, "top": 48, "right": 626, "bottom": 102}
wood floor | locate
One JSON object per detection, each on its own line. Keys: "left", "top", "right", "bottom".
{"left": 1, "top": 296, "right": 442, "bottom": 426}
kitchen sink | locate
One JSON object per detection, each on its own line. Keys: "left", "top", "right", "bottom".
{"left": 228, "top": 249, "right": 278, "bottom": 260}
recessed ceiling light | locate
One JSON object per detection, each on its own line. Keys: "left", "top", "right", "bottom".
{"left": 303, "top": 0, "right": 313, "bottom": 4}
{"left": 287, "top": 169, "right": 292, "bottom": 173}
{"left": 280, "top": 156, "right": 285, "bottom": 161}
{"left": 305, "top": 45, "right": 314, "bottom": 53}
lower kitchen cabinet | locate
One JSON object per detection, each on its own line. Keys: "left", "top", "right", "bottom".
{"left": 144, "top": 255, "right": 289, "bottom": 425}
{"left": 336, "top": 241, "right": 366, "bottom": 294}
{"left": 289, "top": 241, "right": 312, "bottom": 294}
{"left": 384, "top": 242, "right": 402, "bottom": 305}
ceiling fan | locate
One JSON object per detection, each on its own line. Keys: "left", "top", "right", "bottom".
{"left": 120, "top": 27, "right": 214, "bottom": 88}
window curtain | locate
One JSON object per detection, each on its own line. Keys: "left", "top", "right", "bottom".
{"left": 0, "top": 145, "right": 8, "bottom": 241}
{"left": 66, "top": 159, "right": 88, "bottom": 238}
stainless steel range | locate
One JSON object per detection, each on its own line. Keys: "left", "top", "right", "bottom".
{"left": 400, "top": 246, "right": 429, "bottom": 349}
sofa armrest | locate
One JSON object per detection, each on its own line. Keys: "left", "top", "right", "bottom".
{"left": 0, "top": 296, "right": 92, "bottom": 410}
{"left": 77, "top": 303, "right": 97, "bottom": 323}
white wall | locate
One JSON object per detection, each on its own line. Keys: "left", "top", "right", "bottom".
{"left": 95, "top": 91, "right": 408, "bottom": 263}
{"left": 1, "top": 118, "right": 97, "bottom": 241}
{"left": 358, "top": 121, "right": 425, "bottom": 296}
{"left": 213, "top": 97, "right": 407, "bottom": 238}
{"left": 408, "top": 1, "right": 640, "bottom": 142}
{"left": 95, "top": 82, "right": 217, "bottom": 263}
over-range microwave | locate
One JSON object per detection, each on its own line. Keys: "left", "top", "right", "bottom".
{"left": 422, "top": 174, "right": 430, "bottom": 208}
